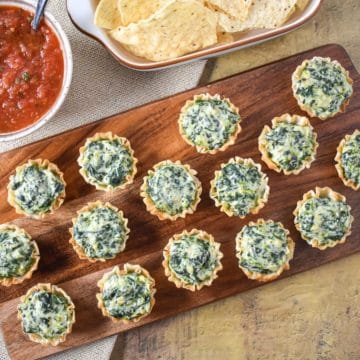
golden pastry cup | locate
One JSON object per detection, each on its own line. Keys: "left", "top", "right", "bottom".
{"left": 78, "top": 132, "right": 138, "bottom": 191}
{"left": 8, "top": 159, "right": 66, "bottom": 219}
{"left": 162, "top": 228, "right": 223, "bottom": 291}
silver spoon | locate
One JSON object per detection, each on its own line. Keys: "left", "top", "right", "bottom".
{"left": 31, "top": 0, "right": 49, "bottom": 31}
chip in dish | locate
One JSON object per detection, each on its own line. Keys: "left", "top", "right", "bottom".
{"left": 292, "top": 57, "right": 353, "bottom": 120}
{"left": 210, "top": 157, "right": 269, "bottom": 218}
{"left": 258, "top": 114, "right": 318, "bottom": 175}
{"left": 163, "top": 229, "right": 223, "bottom": 291}
{"left": 179, "top": 93, "right": 241, "bottom": 154}
{"left": 78, "top": 132, "right": 137, "bottom": 191}
{"left": 69, "top": 201, "right": 130, "bottom": 262}
{"left": 236, "top": 219, "right": 295, "bottom": 282}
{"left": 97, "top": 264, "right": 156, "bottom": 323}
{"left": 8, "top": 159, "right": 66, "bottom": 219}
{"left": 18, "top": 284, "right": 75, "bottom": 346}
{"left": 335, "top": 130, "right": 360, "bottom": 191}
{"left": 0, "top": 224, "right": 40, "bottom": 287}
{"left": 140, "top": 160, "right": 202, "bottom": 221}
{"left": 110, "top": 0, "right": 218, "bottom": 61}
{"left": 293, "top": 187, "right": 353, "bottom": 250}
{"left": 94, "top": 0, "right": 310, "bottom": 61}
{"left": 217, "top": 0, "right": 298, "bottom": 33}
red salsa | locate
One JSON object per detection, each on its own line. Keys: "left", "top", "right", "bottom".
{"left": 0, "top": 6, "right": 64, "bottom": 133}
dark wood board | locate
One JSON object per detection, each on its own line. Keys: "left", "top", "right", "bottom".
{"left": 0, "top": 44, "right": 359, "bottom": 360}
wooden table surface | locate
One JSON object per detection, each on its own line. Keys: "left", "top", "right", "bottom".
{"left": 110, "top": 1, "right": 360, "bottom": 359}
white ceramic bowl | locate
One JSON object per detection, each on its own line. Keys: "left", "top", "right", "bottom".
{"left": 0, "top": 0, "right": 73, "bottom": 142}
{"left": 67, "top": 0, "right": 322, "bottom": 71}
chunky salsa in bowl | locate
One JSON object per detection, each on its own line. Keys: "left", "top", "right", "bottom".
{"left": 0, "top": 1, "right": 72, "bottom": 140}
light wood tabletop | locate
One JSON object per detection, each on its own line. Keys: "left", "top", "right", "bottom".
{"left": 111, "top": 1, "right": 360, "bottom": 359}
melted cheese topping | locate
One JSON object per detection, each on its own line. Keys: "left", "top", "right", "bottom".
{"left": 168, "top": 233, "right": 220, "bottom": 285}
{"left": 146, "top": 163, "right": 198, "bottom": 216}
{"left": 293, "top": 57, "right": 353, "bottom": 119}
{"left": 296, "top": 197, "right": 352, "bottom": 246}
{"left": 340, "top": 132, "right": 360, "bottom": 186}
{"left": 101, "top": 271, "right": 152, "bottom": 320}
{"left": 265, "top": 122, "right": 316, "bottom": 171}
{"left": 18, "top": 290, "right": 73, "bottom": 341}
{"left": 9, "top": 163, "right": 64, "bottom": 216}
{"left": 180, "top": 97, "right": 240, "bottom": 151}
{"left": 237, "top": 221, "right": 290, "bottom": 274}
{"left": 213, "top": 160, "right": 268, "bottom": 217}
{"left": 80, "top": 138, "right": 134, "bottom": 188}
{"left": 0, "top": 227, "right": 36, "bottom": 279}
{"left": 73, "top": 205, "right": 128, "bottom": 260}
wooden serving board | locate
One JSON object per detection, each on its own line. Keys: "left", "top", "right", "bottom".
{"left": 0, "top": 44, "right": 359, "bottom": 360}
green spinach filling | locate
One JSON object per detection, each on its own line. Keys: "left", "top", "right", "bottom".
{"left": 214, "top": 162, "right": 267, "bottom": 217}
{"left": 340, "top": 133, "right": 360, "bottom": 186}
{"left": 294, "top": 58, "right": 353, "bottom": 118}
{"left": 238, "top": 222, "right": 289, "bottom": 274}
{"left": 168, "top": 234, "right": 220, "bottom": 285}
{"left": 10, "top": 164, "right": 64, "bottom": 215}
{"left": 19, "top": 290, "right": 73, "bottom": 340}
{"left": 0, "top": 228, "right": 35, "bottom": 279}
{"left": 181, "top": 98, "right": 240, "bottom": 150}
{"left": 73, "top": 206, "right": 127, "bottom": 260}
{"left": 102, "top": 271, "right": 152, "bottom": 320}
{"left": 81, "top": 139, "right": 134, "bottom": 188}
{"left": 296, "top": 197, "right": 352, "bottom": 246}
{"left": 146, "top": 164, "right": 198, "bottom": 216}
{"left": 265, "top": 122, "right": 316, "bottom": 171}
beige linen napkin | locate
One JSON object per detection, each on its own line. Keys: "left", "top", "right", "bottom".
{"left": 0, "top": 0, "right": 206, "bottom": 359}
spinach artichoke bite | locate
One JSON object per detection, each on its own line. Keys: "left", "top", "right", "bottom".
{"left": 335, "top": 129, "right": 360, "bottom": 191}
{"left": 210, "top": 157, "right": 269, "bottom": 218}
{"left": 178, "top": 93, "right": 241, "bottom": 154}
{"left": 292, "top": 56, "right": 353, "bottom": 120}
{"left": 7, "top": 159, "right": 66, "bottom": 219}
{"left": 0, "top": 224, "right": 40, "bottom": 286}
{"left": 18, "top": 283, "right": 75, "bottom": 346}
{"left": 163, "top": 229, "right": 223, "bottom": 291}
{"left": 294, "top": 187, "right": 353, "bottom": 250}
{"left": 235, "top": 219, "right": 295, "bottom": 282}
{"left": 97, "top": 264, "right": 156, "bottom": 323}
{"left": 69, "top": 201, "right": 130, "bottom": 262}
{"left": 259, "top": 114, "right": 318, "bottom": 175}
{"left": 140, "top": 160, "right": 202, "bottom": 221}
{"left": 78, "top": 132, "right": 137, "bottom": 191}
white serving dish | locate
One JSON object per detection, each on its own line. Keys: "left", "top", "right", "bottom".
{"left": 67, "top": 0, "right": 323, "bottom": 71}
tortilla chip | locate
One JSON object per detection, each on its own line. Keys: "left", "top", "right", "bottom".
{"left": 218, "top": 0, "right": 297, "bottom": 33}
{"left": 110, "top": 0, "right": 218, "bottom": 62}
{"left": 94, "top": 0, "right": 122, "bottom": 29}
{"left": 117, "top": 0, "right": 170, "bottom": 26}
{"left": 296, "top": 0, "right": 310, "bottom": 11}
{"left": 206, "top": 0, "right": 251, "bottom": 21}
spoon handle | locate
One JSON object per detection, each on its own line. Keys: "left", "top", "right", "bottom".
{"left": 31, "top": 0, "right": 49, "bottom": 31}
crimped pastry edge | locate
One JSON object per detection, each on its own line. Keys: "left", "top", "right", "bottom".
{"left": 291, "top": 56, "right": 353, "bottom": 120}
{"left": 7, "top": 159, "right": 66, "bottom": 219}
{"left": 96, "top": 264, "right": 156, "bottom": 324}
{"left": 162, "top": 228, "right": 223, "bottom": 291}
{"left": 78, "top": 132, "right": 138, "bottom": 191}
{"left": 140, "top": 160, "right": 202, "bottom": 221}
{"left": 69, "top": 201, "right": 130, "bottom": 263}
{"left": 17, "top": 283, "right": 75, "bottom": 346}
{"left": 178, "top": 93, "right": 242, "bottom": 154}
{"left": 210, "top": 156, "right": 270, "bottom": 218}
{"left": 335, "top": 129, "right": 360, "bottom": 191}
{"left": 293, "top": 186, "right": 353, "bottom": 250}
{"left": 258, "top": 113, "right": 319, "bottom": 175}
{"left": 235, "top": 218, "right": 295, "bottom": 282}
{"left": 0, "top": 224, "right": 40, "bottom": 287}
